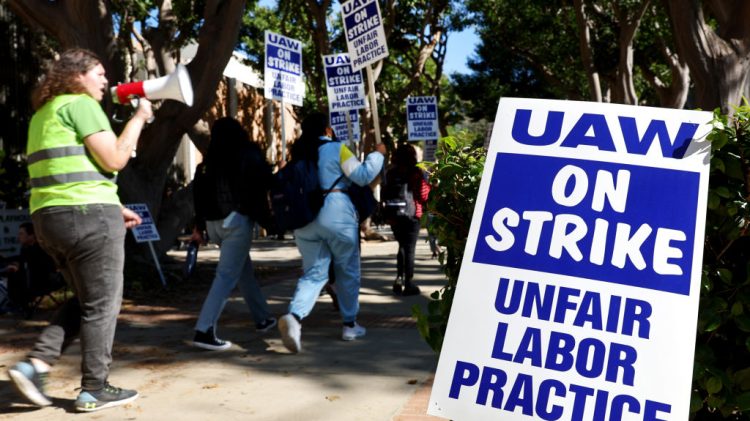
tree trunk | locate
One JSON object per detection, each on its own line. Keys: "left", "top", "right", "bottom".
{"left": 118, "top": 0, "right": 246, "bottom": 254}
{"left": 611, "top": 2, "right": 650, "bottom": 105}
{"left": 638, "top": 34, "right": 690, "bottom": 109}
{"left": 7, "top": 0, "right": 119, "bottom": 77}
{"left": 304, "top": 0, "right": 332, "bottom": 111}
{"left": 667, "top": 0, "right": 750, "bottom": 112}
{"left": 573, "top": 0, "right": 603, "bottom": 102}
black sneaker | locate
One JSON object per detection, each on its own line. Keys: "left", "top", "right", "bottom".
{"left": 192, "top": 327, "right": 232, "bottom": 351}
{"left": 392, "top": 277, "right": 403, "bottom": 295}
{"left": 402, "top": 283, "right": 421, "bottom": 296}
{"left": 256, "top": 317, "right": 278, "bottom": 333}
{"left": 7, "top": 360, "right": 52, "bottom": 406}
{"left": 75, "top": 383, "right": 138, "bottom": 412}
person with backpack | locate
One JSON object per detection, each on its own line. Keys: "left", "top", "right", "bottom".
{"left": 381, "top": 143, "right": 431, "bottom": 296}
{"left": 189, "top": 117, "right": 277, "bottom": 351}
{"left": 278, "top": 112, "right": 385, "bottom": 353}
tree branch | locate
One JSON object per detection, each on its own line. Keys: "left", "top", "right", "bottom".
{"left": 573, "top": 0, "right": 602, "bottom": 101}
{"left": 6, "top": 0, "right": 64, "bottom": 38}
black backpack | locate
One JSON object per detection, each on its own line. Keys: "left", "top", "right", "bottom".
{"left": 269, "top": 159, "right": 325, "bottom": 232}
{"left": 381, "top": 172, "right": 416, "bottom": 221}
{"left": 193, "top": 162, "right": 234, "bottom": 222}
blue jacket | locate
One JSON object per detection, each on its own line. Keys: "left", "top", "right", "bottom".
{"left": 317, "top": 139, "right": 383, "bottom": 221}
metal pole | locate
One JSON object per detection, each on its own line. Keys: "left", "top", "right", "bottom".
{"left": 265, "top": 99, "right": 275, "bottom": 163}
{"left": 345, "top": 111, "right": 354, "bottom": 150}
{"left": 147, "top": 241, "right": 167, "bottom": 288}
{"left": 365, "top": 65, "right": 382, "bottom": 145}
{"left": 227, "top": 77, "right": 237, "bottom": 117}
{"left": 281, "top": 98, "right": 287, "bottom": 162}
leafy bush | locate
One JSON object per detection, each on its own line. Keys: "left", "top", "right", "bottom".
{"left": 692, "top": 105, "right": 750, "bottom": 419}
{"left": 412, "top": 131, "right": 485, "bottom": 352}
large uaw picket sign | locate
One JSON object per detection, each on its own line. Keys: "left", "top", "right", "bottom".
{"left": 429, "top": 98, "right": 712, "bottom": 420}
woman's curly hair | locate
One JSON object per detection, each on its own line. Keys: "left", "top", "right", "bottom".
{"left": 31, "top": 48, "right": 102, "bottom": 110}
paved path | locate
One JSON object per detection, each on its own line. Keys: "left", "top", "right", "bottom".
{"left": 0, "top": 229, "right": 446, "bottom": 421}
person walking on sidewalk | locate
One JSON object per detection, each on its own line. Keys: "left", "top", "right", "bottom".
{"left": 278, "top": 113, "right": 385, "bottom": 353}
{"left": 382, "top": 143, "right": 430, "bottom": 296}
{"left": 190, "top": 117, "right": 277, "bottom": 351}
{"left": 7, "top": 48, "right": 152, "bottom": 412}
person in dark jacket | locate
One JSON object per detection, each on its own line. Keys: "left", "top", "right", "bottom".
{"left": 190, "top": 117, "right": 276, "bottom": 350}
{"left": 384, "top": 143, "right": 430, "bottom": 296}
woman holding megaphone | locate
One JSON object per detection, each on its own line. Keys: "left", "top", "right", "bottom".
{"left": 7, "top": 48, "right": 152, "bottom": 413}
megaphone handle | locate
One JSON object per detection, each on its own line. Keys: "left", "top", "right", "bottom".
{"left": 130, "top": 97, "right": 155, "bottom": 124}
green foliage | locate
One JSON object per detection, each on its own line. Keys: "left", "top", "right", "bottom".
{"left": 412, "top": 130, "right": 485, "bottom": 352}
{"left": 453, "top": 0, "right": 583, "bottom": 121}
{"left": 692, "top": 104, "right": 750, "bottom": 419}
{"left": 455, "top": 0, "right": 681, "bottom": 121}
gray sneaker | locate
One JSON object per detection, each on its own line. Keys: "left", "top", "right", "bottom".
{"left": 7, "top": 360, "right": 52, "bottom": 406}
{"left": 278, "top": 314, "right": 302, "bottom": 353}
{"left": 342, "top": 322, "right": 366, "bottom": 341}
{"left": 75, "top": 383, "right": 139, "bottom": 412}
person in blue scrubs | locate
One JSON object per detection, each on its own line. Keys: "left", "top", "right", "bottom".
{"left": 278, "top": 113, "right": 385, "bottom": 353}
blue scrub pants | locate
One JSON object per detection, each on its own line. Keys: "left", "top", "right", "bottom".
{"left": 289, "top": 193, "right": 360, "bottom": 323}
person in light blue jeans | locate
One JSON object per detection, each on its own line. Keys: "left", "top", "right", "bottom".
{"left": 191, "top": 117, "right": 276, "bottom": 351}
{"left": 278, "top": 112, "right": 385, "bottom": 353}
{"left": 194, "top": 212, "right": 271, "bottom": 335}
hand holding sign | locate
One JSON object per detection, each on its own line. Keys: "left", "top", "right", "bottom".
{"left": 121, "top": 207, "right": 142, "bottom": 229}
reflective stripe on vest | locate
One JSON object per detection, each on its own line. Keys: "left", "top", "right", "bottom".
{"left": 27, "top": 145, "right": 86, "bottom": 165}
{"left": 27, "top": 145, "right": 116, "bottom": 187}
{"left": 30, "top": 171, "right": 116, "bottom": 188}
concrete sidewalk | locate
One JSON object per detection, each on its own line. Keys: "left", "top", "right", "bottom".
{"left": 0, "top": 229, "right": 446, "bottom": 421}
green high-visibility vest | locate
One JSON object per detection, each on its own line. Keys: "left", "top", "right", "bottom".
{"left": 27, "top": 94, "right": 120, "bottom": 213}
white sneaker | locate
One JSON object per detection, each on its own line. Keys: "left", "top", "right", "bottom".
{"left": 342, "top": 322, "right": 366, "bottom": 341}
{"left": 279, "top": 314, "right": 302, "bottom": 353}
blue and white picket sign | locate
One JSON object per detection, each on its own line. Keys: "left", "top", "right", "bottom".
{"left": 330, "top": 109, "right": 361, "bottom": 144}
{"left": 0, "top": 209, "right": 30, "bottom": 257}
{"left": 124, "top": 203, "right": 166, "bottom": 287}
{"left": 428, "top": 98, "right": 712, "bottom": 420}
{"left": 341, "top": 0, "right": 389, "bottom": 71}
{"left": 423, "top": 138, "right": 438, "bottom": 162}
{"left": 407, "top": 96, "right": 439, "bottom": 141}
{"left": 323, "top": 53, "right": 366, "bottom": 112}
{"left": 264, "top": 30, "right": 304, "bottom": 107}
{"left": 125, "top": 203, "right": 160, "bottom": 243}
